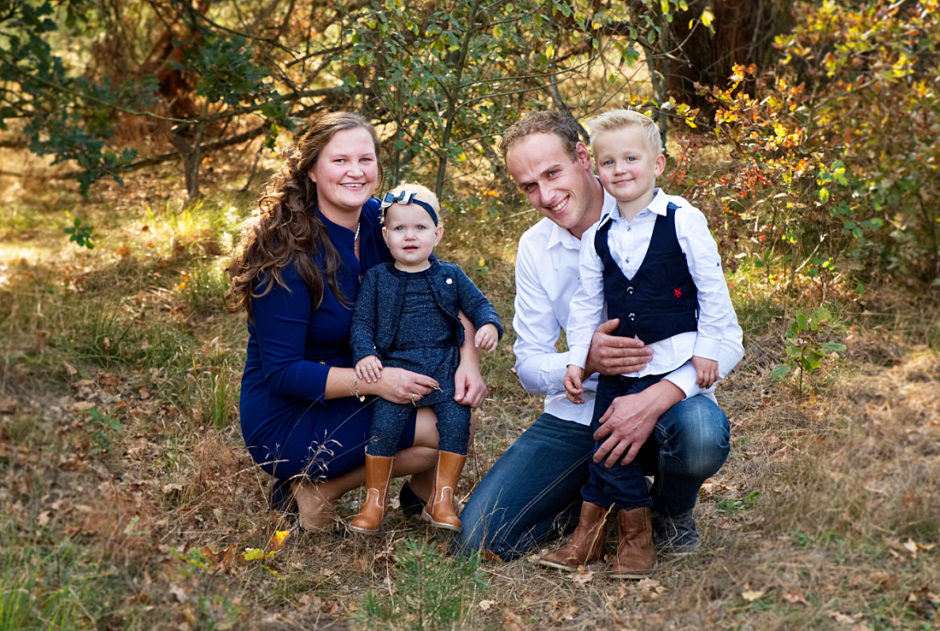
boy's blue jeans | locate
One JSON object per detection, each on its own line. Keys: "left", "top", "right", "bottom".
{"left": 454, "top": 380, "right": 730, "bottom": 561}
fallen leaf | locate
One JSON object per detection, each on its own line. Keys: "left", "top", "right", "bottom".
{"left": 741, "top": 589, "right": 765, "bottom": 601}
{"left": 783, "top": 591, "right": 809, "bottom": 606}
{"left": 269, "top": 529, "right": 290, "bottom": 551}
{"left": 639, "top": 578, "right": 667, "bottom": 602}
{"left": 169, "top": 583, "right": 188, "bottom": 603}
{"left": 501, "top": 608, "right": 525, "bottom": 631}
{"left": 830, "top": 611, "right": 860, "bottom": 624}
{"left": 0, "top": 397, "right": 17, "bottom": 414}
{"left": 572, "top": 571, "right": 595, "bottom": 585}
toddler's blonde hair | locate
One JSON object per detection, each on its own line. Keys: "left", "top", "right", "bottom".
{"left": 387, "top": 182, "right": 442, "bottom": 218}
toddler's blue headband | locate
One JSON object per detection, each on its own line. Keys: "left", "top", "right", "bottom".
{"left": 380, "top": 191, "right": 439, "bottom": 225}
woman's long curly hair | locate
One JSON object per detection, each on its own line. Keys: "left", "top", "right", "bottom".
{"left": 227, "top": 112, "right": 382, "bottom": 320}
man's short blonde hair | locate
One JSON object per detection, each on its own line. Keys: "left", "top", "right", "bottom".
{"left": 499, "top": 110, "right": 582, "bottom": 163}
{"left": 586, "top": 109, "right": 662, "bottom": 157}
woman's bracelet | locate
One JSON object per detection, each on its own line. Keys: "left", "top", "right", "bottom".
{"left": 352, "top": 374, "right": 365, "bottom": 402}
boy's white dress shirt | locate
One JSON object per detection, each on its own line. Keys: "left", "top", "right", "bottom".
{"left": 566, "top": 189, "right": 743, "bottom": 397}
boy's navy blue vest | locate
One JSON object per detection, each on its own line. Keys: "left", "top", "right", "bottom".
{"left": 593, "top": 202, "right": 698, "bottom": 344}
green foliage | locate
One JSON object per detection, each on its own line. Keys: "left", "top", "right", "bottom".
{"left": 703, "top": 0, "right": 940, "bottom": 285}
{"left": 88, "top": 406, "right": 125, "bottom": 454}
{"left": 1, "top": 0, "right": 707, "bottom": 203}
{"left": 347, "top": 0, "right": 701, "bottom": 194}
{"left": 717, "top": 490, "right": 761, "bottom": 514}
{"left": 1, "top": 0, "right": 142, "bottom": 194}
{"left": 771, "top": 307, "right": 846, "bottom": 393}
{"left": 63, "top": 217, "right": 95, "bottom": 249}
{"left": 351, "top": 538, "right": 489, "bottom": 631}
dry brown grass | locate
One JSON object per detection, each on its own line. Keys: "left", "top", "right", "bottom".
{"left": 0, "top": 158, "right": 938, "bottom": 630}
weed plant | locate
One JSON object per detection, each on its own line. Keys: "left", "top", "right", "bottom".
{"left": 351, "top": 539, "right": 489, "bottom": 630}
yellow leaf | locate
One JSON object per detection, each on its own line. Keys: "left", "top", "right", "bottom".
{"left": 270, "top": 529, "right": 290, "bottom": 551}
{"left": 243, "top": 547, "right": 276, "bottom": 561}
{"left": 701, "top": 7, "right": 714, "bottom": 27}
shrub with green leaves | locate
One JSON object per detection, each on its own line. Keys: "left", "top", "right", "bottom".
{"left": 703, "top": 0, "right": 940, "bottom": 287}
{"left": 772, "top": 307, "right": 846, "bottom": 393}
{"left": 352, "top": 538, "right": 489, "bottom": 631}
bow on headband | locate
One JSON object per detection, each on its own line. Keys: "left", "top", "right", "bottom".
{"left": 380, "top": 191, "right": 439, "bottom": 225}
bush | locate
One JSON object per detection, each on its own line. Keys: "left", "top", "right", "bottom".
{"left": 699, "top": 0, "right": 940, "bottom": 287}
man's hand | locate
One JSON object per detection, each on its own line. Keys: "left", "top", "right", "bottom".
{"left": 584, "top": 318, "right": 653, "bottom": 377}
{"left": 593, "top": 380, "right": 683, "bottom": 467}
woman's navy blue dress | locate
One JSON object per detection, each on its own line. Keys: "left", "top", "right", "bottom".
{"left": 238, "top": 199, "right": 417, "bottom": 481}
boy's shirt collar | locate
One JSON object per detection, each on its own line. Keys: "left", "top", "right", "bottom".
{"left": 609, "top": 188, "right": 666, "bottom": 224}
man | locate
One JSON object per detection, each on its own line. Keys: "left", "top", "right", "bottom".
{"left": 454, "top": 110, "right": 743, "bottom": 561}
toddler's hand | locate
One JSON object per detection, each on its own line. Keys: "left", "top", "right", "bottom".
{"left": 563, "top": 365, "right": 585, "bottom": 404}
{"left": 355, "top": 355, "right": 383, "bottom": 384}
{"left": 474, "top": 323, "right": 499, "bottom": 353}
{"left": 692, "top": 356, "right": 718, "bottom": 389}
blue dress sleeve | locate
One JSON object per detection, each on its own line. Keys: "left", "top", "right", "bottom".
{"left": 250, "top": 267, "right": 331, "bottom": 402}
{"left": 350, "top": 266, "right": 380, "bottom": 363}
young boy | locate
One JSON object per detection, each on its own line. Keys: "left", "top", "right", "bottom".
{"left": 348, "top": 182, "right": 502, "bottom": 534}
{"left": 542, "top": 109, "right": 739, "bottom": 577}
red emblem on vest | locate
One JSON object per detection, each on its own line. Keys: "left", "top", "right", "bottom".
{"left": 674, "top": 288, "right": 682, "bottom": 298}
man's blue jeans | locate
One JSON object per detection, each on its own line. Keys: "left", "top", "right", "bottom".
{"left": 453, "top": 413, "right": 594, "bottom": 561}
{"left": 454, "top": 391, "right": 730, "bottom": 561}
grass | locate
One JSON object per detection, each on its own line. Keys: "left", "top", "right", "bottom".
{"left": 0, "top": 157, "right": 937, "bottom": 630}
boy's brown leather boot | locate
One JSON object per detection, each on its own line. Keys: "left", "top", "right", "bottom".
{"left": 349, "top": 454, "right": 395, "bottom": 534}
{"left": 537, "top": 501, "right": 610, "bottom": 570}
{"left": 609, "top": 506, "right": 657, "bottom": 578}
{"left": 422, "top": 450, "right": 466, "bottom": 532}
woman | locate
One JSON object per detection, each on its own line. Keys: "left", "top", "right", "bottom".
{"left": 228, "top": 112, "right": 486, "bottom": 531}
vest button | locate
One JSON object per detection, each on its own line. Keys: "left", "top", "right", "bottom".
{"left": 626, "top": 286, "right": 635, "bottom": 295}
{"left": 628, "top": 313, "right": 636, "bottom": 321}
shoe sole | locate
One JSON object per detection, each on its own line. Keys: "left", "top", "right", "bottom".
{"left": 536, "top": 557, "right": 599, "bottom": 571}
{"left": 609, "top": 568, "right": 655, "bottom": 579}
{"left": 348, "top": 513, "right": 388, "bottom": 535}
{"left": 421, "top": 509, "right": 461, "bottom": 532}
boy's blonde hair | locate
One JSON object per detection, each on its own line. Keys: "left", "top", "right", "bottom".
{"left": 586, "top": 109, "right": 662, "bottom": 158}
{"left": 387, "top": 181, "right": 442, "bottom": 218}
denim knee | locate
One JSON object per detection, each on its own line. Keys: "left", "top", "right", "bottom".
{"left": 658, "top": 395, "right": 730, "bottom": 480}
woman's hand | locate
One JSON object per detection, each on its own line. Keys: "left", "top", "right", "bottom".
{"left": 371, "top": 367, "right": 439, "bottom": 405}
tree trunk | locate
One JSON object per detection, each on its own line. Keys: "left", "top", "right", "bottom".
{"left": 659, "top": 0, "right": 793, "bottom": 111}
